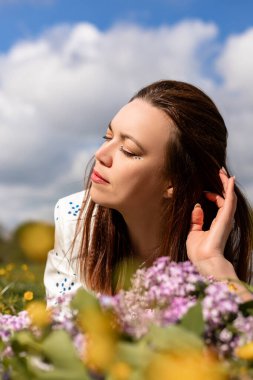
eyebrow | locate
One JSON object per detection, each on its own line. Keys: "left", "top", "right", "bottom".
{"left": 108, "top": 122, "right": 145, "bottom": 153}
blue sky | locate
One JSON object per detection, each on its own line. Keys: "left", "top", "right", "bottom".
{"left": 0, "top": 0, "right": 253, "bottom": 229}
{"left": 1, "top": 0, "right": 253, "bottom": 51}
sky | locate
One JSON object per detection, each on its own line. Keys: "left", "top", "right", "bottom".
{"left": 0, "top": 0, "right": 253, "bottom": 230}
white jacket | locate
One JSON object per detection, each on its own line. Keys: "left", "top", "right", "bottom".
{"left": 44, "top": 190, "right": 86, "bottom": 307}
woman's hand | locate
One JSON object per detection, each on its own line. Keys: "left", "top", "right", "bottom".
{"left": 186, "top": 169, "right": 237, "bottom": 279}
{"left": 187, "top": 169, "right": 253, "bottom": 301}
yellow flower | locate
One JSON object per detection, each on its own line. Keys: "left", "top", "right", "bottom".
{"left": 26, "top": 301, "right": 51, "bottom": 328}
{"left": 25, "top": 272, "right": 35, "bottom": 281}
{"left": 6, "top": 263, "right": 15, "bottom": 271}
{"left": 21, "top": 264, "right": 28, "bottom": 271}
{"left": 17, "top": 222, "right": 54, "bottom": 262}
{"left": 235, "top": 342, "right": 253, "bottom": 360}
{"left": 146, "top": 349, "right": 228, "bottom": 380}
{"left": 85, "top": 335, "right": 116, "bottom": 373}
{"left": 23, "top": 291, "right": 34, "bottom": 301}
{"left": 78, "top": 308, "right": 114, "bottom": 333}
{"left": 79, "top": 309, "right": 118, "bottom": 372}
{"left": 227, "top": 282, "right": 238, "bottom": 292}
{"left": 109, "top": 361, "right": 132, "bottom": 380}
{"left": 0, "top": 268, "right": 6, "bottom": 276}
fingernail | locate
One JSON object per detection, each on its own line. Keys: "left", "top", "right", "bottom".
{"left": 194, "top": 203, "right": 202, "bottom": 208}
{"left": 220, "top": 166, "right": 228, "bottom": 174}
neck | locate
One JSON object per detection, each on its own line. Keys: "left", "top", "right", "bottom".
{"left": 121, "top": 205, "right": 164, "bottom": 266}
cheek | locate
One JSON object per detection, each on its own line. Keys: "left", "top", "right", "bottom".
{"left": 115, "top": 162, "right": 165, "bottom": 197}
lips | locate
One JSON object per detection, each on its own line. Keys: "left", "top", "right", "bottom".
{"left": 91, "top": 169, "right": 109, "bottom": 184}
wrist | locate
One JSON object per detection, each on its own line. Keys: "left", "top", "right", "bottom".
{"left": 195, "top": 256, "right": 253, "bottom": 302}
{"left": 195, "top": 256, "right": 237, "bottom": 281}
{"left": 226, "top": 278, "right": 253, "bottom": 302}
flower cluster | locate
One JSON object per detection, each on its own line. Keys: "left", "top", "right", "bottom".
{"left": 49, "top": 295, "right": 86, "bottom": 356}
{"left": 0, "top": 296, "right": 85, "bottom": 362}
{"left": 0, "top": 310, "right": 31, "bottom": 364}
{"left": 105, "top": 257, "right": 253, "bottom": 358}
{"left": 107, "top": 258, "right": 205, "bottom": 338}
{"left": 1, "top": 257, "right": 253, "bottom": 380}
{"left": 0, "top": 311, "right": 30, "bottom": 343}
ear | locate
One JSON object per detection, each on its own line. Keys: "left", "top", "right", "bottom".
{"left": 163, "top": 185, "right": 173, "bottom": 199}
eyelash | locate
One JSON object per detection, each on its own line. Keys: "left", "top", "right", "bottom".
{"left": 102, "top": 136, "right": 142, "bottom": 160}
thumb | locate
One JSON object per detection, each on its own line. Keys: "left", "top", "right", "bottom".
{"left": 189, "top": 203, "right": 204, "bottom": 232}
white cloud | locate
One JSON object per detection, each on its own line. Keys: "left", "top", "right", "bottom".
{"left": 213, "top": 28, "right": 253, "bottom": 196}
{"left": 0, "top": 20, "right": 252, "bottom": 230}
{"left": 216, "top": 28, "right": 253, "bottom": 94}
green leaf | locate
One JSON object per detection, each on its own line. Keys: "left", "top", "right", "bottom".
{"left": 180, "top": 301, "right": 204, "bottom": 336}
{"left": 12, "top": 330, "right": 43, "bottom": 353}
{"left": 239, "top": 300, "right": 253, "bottom": 316}
{"left": 8, "top": 356, "right": 32, "bottom": 380}
{"left": 144, "top": 324, "right": 203, "bottom": 352}
{"left": 26, "top": 362, "right": 90, "bottom": 380}
{"left": 116, "top": 340, "right": 151, "bottom": 369}
{"left": 70, "top": 288, "right": 100, "bottom": 313}
{"left": 106, "top": 367, "right": 144, "bottom": 380}
{"left": 239, "top": 280, "right": 253, "bottom": 294}
{"left": 106, "top": 341, "right": 149, "bottom": 380}
{"left": 11, "top": 330, "right": 91, "bottom": 380}
{"left": 41, "top": 330, "right": 85, "bottom": 370}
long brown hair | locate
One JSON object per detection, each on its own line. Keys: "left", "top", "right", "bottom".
{"left": 74, "top": 80, "right": 253, "bottom": 295}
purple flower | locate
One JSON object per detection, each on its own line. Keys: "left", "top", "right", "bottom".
{"left": 161, "top": 296, "right": 196, "bottom": 324}
{"left": 2, "top": 256, "right": 252, "bottom": 367}
{"left": 202, "top": 282, "right": 240, "bottom": 326}
{"left": 0, "top": 311, "right": 31, "bottom": 343}
{"left": 107, "top": 257, "right": 207, "bottom": 338}
{"left": 100, "top": 256, "right": 253, "bottom": 359}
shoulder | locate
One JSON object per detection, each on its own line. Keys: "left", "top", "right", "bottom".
{"left": 53, "top": 190, "right": 88, "bottom": 251}
{"left": 55, "top": 190, "right": 86, "bottom": 223}
{"left": 52, "top": 190, "right": 87, "bottom": 260}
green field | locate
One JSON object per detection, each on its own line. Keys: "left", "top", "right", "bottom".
{"left": 0, "top": 221, "right": 51, "bottom": 314}
{"left": 0, "top": 262, "right": 45, "bottom": 314}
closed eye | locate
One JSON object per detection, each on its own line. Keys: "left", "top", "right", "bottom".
{"left": 119, "top": 146, "right": 142, "bottom": 159}
{"left": 102, "top": 135, "right": 142, "bottom": 160}
{"left": 102, "top": 135, "right": 112, "bottom": 141}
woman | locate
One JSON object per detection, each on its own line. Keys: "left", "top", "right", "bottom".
{"left": 44, "top": 80, "right": 253, "bottom": 306}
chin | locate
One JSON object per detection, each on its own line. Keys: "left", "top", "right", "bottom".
{"left": 90, "top": 191, "right": 110, "bottom": 208}
{"left": 90, "top": 185, "right": 126, "bottom": 211}
{"left": 91, "top": 195, "right": 120, "bottom": 212}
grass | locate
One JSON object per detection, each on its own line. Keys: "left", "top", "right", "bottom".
{"left": 0, "top": 261, "right": 45, "bottom": 314}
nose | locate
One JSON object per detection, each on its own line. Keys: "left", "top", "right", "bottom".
{"left": 95, "top": 142, "right": 113, "bottom": 167}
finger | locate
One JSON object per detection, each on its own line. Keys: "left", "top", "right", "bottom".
{"left": 209, "top": 176, "right": 237, "bottom": 240}
{"left": 222, "top": 176, "right": 237, "bottom": 218}
{"left": 204, "top": 191, "right": 225, "bottom": 208}
{"left": 205, "top": 176, "right": 237, "bottom": 215}
{"left": 203, "top": 168, "right": 229, "bottom": 206}
{"left": 189, "top": 203, "right": 204, "bottom": 232}
{"left": 219, "top": 168, "right": 229, "bottom": 195}
{"left": 207, "top": 177, "right": 236, "bottom": 219}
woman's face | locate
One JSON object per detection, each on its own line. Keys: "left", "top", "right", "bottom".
{"left": 90, "top": 98, "right": 174, "bottom": 214}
